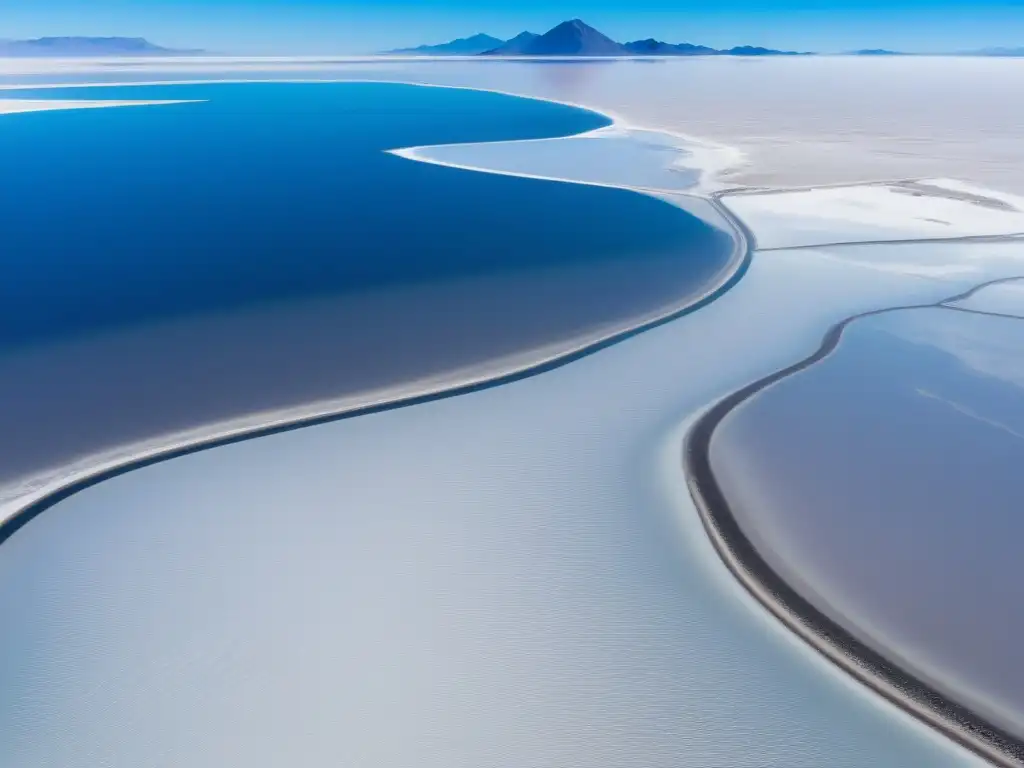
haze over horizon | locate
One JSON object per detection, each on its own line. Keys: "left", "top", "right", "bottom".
{"left": 2, "top": 0, "right": 1024, "bottom": 55}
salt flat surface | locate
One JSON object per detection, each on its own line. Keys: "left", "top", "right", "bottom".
{"left": 796, "top": 240, "right": 1024, "bottom": 281}
{"left": 948, "top": 278, "right": 1024, "bottom": 316}
{"left": 0, "top": 98, "right": 192, "bottom": 114}
{"left": 721, "top": 179, "right": 1024, "bottom": 250}
{"left": 370, "top": 56, "right": 1024, "bottom": 195}
{"left": 396, "top": 126, "right": 704, "bottom": 194}
{"left": 4, "top": 56, "right": 1024, "bottom": 194}
{"left": 0, "top": 241, "right": 1001, "bottom": 767}
{"left": 2, "top": 64, "right": 1023, "bottom": 765}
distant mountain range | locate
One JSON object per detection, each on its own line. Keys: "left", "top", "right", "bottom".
{"left": 387, "top": 19, "right": 808, "bottom": 57}
{"left": 844, "top": 47, "right": 1024, "bottom": 56}
{"left": 967, "top": 47, "right": 1024, "bottom": 56}
{"left": 621, "top": 39, "right": 718, "bottom": 56}
{"left": 0, "top": 36, "right": 201, "bottom": 57}
{"left": 4, "top": 28, "right": 1020, "bottom": 59}
{"left": 848, "top": 49, "right": 906, "bottom": 56}
{"left": 387, "top": 33, "right": 505, "bottom": 56}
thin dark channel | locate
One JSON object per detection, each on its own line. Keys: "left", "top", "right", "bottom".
{"left": 755, "top": 232, "right": 1024, "bottom": 252}
{"left": 683, "top": 273, "right": 1024, "bottom": 768}
{"left": 941, "top": 305, "right": 1024, "bottom": 321}
{"left": 0, "top": 197, "right": 751, "bottom": 551}
{"left": 945, "top": 276, "right": 1024, "bottom": 303}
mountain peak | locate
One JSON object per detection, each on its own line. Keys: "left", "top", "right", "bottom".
{"left": 483, "top": 30, "right": 541, "bottom": 55}
{"left": 548, "top": 18, "right": 605, "bottom": 37}
{"left": 461, "top": 33, "right": 504, "bottom": 45}
{"left": 400, "top": 21, "right": 813, "bottom": 59}
{"left": 484, "top": 18, "right": 626, "bottom": 56}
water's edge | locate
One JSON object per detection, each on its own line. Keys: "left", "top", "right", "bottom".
{"left": 0, "top": 80, "right": 752, "bottom": 540}
{"left": 682, "top": 276, "right": 1024, "bottom": 768}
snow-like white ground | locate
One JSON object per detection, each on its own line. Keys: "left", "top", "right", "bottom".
{"left": 3, "top": 61, "right": 1024, "bottom": 766}
{"left": 4, "top": 56, "right": 1024, "bottom": 249}
{"left": 788, "top": 240, "right": 1024, "bottom": 280}
{"left": 2, "top": 239, "right": 1006, "bottom": 768}
{"left": 4, "top": 55, "right": 1024, "bottom": 193}
{"left": 0, "top": 97, "right": 195, "bottom": 114}
{"left": 394, "top": 126, "right": 707, "bottom": 195}
{"left": 720, "top": 179, "right": 1024, "bottom": 249}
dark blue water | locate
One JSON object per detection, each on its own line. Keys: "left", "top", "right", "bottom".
{"left": 0, "top": 82, "right": 732, "bottom": 487}
{"left": 0, "top": 82, "right": 723, "bottom": 349}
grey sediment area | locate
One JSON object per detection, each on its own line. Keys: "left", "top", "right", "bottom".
{"left": 0, "top": 193, "right": 751, "bottom": 547}
{"left": 683, "top": 274, "right": 1024, "bottom": 768}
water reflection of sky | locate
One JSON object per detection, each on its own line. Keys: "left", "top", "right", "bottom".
{"left": 710, "top": 306, "right": 1024, "bottom": 741}
{"left": 0, "top": 80, "right": 732, "bottom": 500}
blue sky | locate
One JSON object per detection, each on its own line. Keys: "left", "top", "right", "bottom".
{"left": 3, "top": 0, "right": 1024, "bottom": 54}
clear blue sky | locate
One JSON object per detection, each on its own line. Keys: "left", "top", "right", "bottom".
{"left": 3, "top": 0, "right": 1023, "bottom": 54}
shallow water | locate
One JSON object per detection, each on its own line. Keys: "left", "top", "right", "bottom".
{"left": 1, "top": 72, "right": 1016, "bottom": 768}
{"left": 709, "top": 305, "right": 1024, "bottom": 741}
{"left": 0, "top": 241, "right": 990, "bottom": 767}
{"left": 950, "top": 278, "right": 1024, "bottom": 316}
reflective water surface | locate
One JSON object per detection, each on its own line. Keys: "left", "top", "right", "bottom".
{"left": 1, "top": 65, "right": 1017, "bottom": 768}
{"left": 0, "top": 248, "right": 985, "bottom": 768}
{"left": 710, "top": 306, "right": 1024, "bottom": 741}
{"left": 0, "top": 81, "right": 732, "bottom": 496}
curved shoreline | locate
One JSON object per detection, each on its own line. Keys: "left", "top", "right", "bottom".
{"left": 683, "top": 275, "right": 1024, "bottom": 768}
{"left": 5, "top": 77, "right": 1022, "bottom": 763}
{"left": 0, "top": 80, "right": 753, "bottom": 543}
{"left": 1, "top": 219, "right": 748, "bottom": 547}
{"left": 0, "top": 76, "right": 744, "bottom": 192}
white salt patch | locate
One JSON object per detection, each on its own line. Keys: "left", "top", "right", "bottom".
{"left": 721, "top": 180, "right": 1024, "bottom": 250}
{"left": 0, "top": 98, "right": 198, "bottom": 114}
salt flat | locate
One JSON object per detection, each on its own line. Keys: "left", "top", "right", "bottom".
{"left": 1, "top": 239, "right": 1002, "bottom": 768}
{"left": 394, "top": 126, "right": 706, "bottom": 194}
{"left": 4, "top": 55, "right": 1023, "bottom": 193}
{"left": 4, "top": 61, "right": 1024, "bottom": 766}
{"left": 720, "top": 179, "right": 1024, "bottom": 249}
{"left": 0, "top": 98, "right": 193, "bottom": 113}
